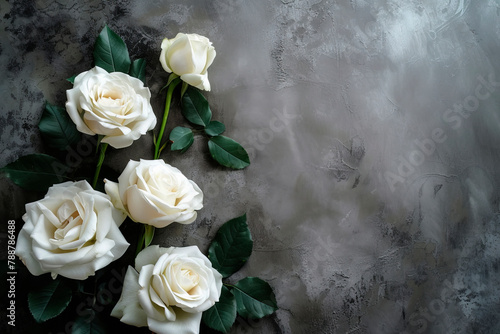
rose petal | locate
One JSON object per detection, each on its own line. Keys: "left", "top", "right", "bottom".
{"left": 15, "top": 180, "right": 129, "bottom": 280}
{"left": 189, "top": 38, "right": 211, "bottom": 74}
{"left": 125, "top": 185, "right": 165, "bottom": 223}
{"left": 204, "top": 45, "right": 216, "bottom": 73}
{"left": 112, "top": 159, "right": 203, "bottom": 227}
{"left": 65, "top": 67, "right": 156, "bottom": 149}
{"left": 166, "top": 34, "right": 195, "bottom": 75}
{"left": 180, "top": 73, "right": 211, "bottom": 91}
{"left": 147, "top": 308, "right": 202, "bottom": 334}
{"left": 104, "top": 179, "right": 127, "bottom": 214}
{"left": 15, "top": 216, "right": 45, "bottom": 276}
{"left": 111, "top": 266, "right": 149, "bottom": 327}
{"left": 160, "top": 38, "right": 174, "bottom": 73}
{"left": 117, "top": 160, "right": 141, "bottom": 205}
{"left": 138, "top": 264, "right": 176, "bottom": 321}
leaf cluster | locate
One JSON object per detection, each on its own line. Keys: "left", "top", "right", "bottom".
{"left": 1, "top": 25, "right": 147, "bottom": 192}
{"left": 2, "top": 25, "right": 273, "bottom": 334}
{"left": 92, "top": 25, "right": 146, "bottom": 81}
{"left": 168, "top": 86, "right": 250, "bottom": 169}
{"left": 202, "top": 214, "right": 278, "bottom": 333}
{"left": 23, "top": 260, "right": 138, "bottom": 334}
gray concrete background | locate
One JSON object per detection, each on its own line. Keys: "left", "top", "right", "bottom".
{"left": 2, "top": 0, "right": 500, "bottom": 333}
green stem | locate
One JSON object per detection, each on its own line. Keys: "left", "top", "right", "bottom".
{"left": 136, "top": 225, "right": 146, "bottom": 256}
{"left": 92, "top": 143, "right": 108, "bottom": 189}
{"left": 135, "top": 224, "right": 156, "bottom": 255}
{"left": 138, "top": 78, "right": 181, "bottom": 253}
{"left": 154, "top": 78, "right": 181, "bottom": 159}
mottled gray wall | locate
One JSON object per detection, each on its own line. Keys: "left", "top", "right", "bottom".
{"left": 2, "top": 0, "right": 500, "bottom": 333}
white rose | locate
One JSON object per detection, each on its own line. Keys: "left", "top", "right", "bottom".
{"left": 15, "top": 180, "right": 129, "bottom": 280}
{"left": 66, "top": 66, "right": 157, "bottom": 149}
{"left": 111, "top": 245, "right": 222, "bottom": 334}
{"left": 159, "top": 33, "right": 216, "bottom": 91}
{"left": 105, "top": 159, "right": 203, "bottom": 228}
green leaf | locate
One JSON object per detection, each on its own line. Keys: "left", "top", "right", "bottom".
{"left": 93, "top": 25, "right": 131, "bottom": 73}
{"left": 169, "top": 126, "right": 194, "bottom": 152}
{"left": 208, "top": 214, "right": 253, "bottom": 278}
{"left": 204, "top": 121, "right": 226, "bottom": 137}
{"left": 39, "top": 102, "right": 81, "bottom": 150}
{"left": 96, "top": 283, "right": 113, "bottom": 306}
{"left": 160, "top": 74, "right": 180, "bottom": 93}
{"left": 72, "top": 313, "right": 107, "bottom": 334}
{"left": 28, "top": 278, "right": 72, "bottom": 323}
{"left": 180, "top": 81, "right": 189, "bottom": 98}
{"left": 144, "top": 225, "right": 155, "bottom": 248}
{"left": 208, "top": 136, "right": 250, "bottom": 169}
{"left": 67, "top": 75, "right": 76, "bottom": 84}
{"left": 167, "top": 73, "right": 180, "bottom": 88}
{"left": 231, "top": 277, "right": 278, "bottom": 319}
{"left": 129, "top": 58, "right": 146, "bottom": 83}
{"left": 0, "top": 154, "right": 70, "bottom": 191}
{"left": 202, "top": 286, "right": 237, "bottom": 333}
{"left": 181, "top": 86, "right": 212, "bottom": 127}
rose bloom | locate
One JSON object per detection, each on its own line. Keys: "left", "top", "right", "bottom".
{"left": 66, "top": 66, "right": 156, "bottom": 149}
{"left": 111, "top": 245, "right": 222, "bottom": 334}
{"left": 105, "top": 159, "right": 203, "bottom": 228}
{"left": 15, "top": 180, "right": 129, "bottom": 280}
{"left": 159, "top": 33, "right": 216, "bottom": 91}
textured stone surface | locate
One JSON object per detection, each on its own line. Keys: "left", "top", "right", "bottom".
{"left": 2, "top": 0, "right": 500, "bottom": 333}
